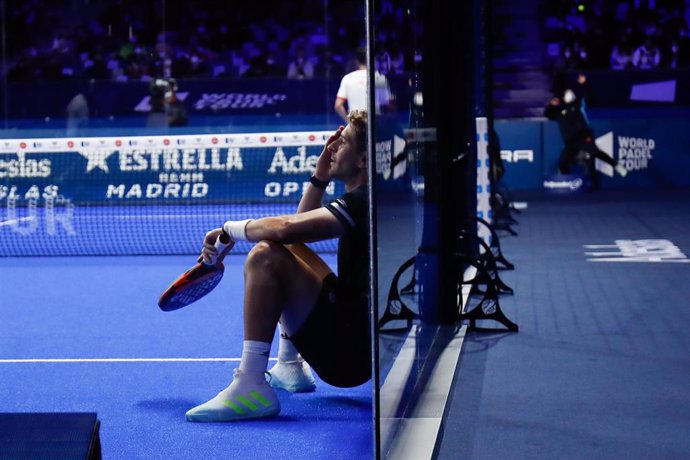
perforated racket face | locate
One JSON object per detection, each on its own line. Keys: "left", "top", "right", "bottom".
{"left": 158, "top": 263, "right": 224, "bottom": 311}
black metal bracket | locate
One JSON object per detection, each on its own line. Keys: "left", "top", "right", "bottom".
{"left": 458, "top": 230, "right": 513, "bottom": 295}
{"left": 378, "top": 256, "right": 419, "bottom": 331}
{"left": 456, "top": 253, "right": 518, "bottom": 332}
{"left": 474, "top": 216, "right": 514, "bottom": 270}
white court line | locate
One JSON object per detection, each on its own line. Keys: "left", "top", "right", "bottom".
{"left": 1, "top": 214, "right": 272, "bottom": 221}
{"left": 0, "top": 357, "right": 278, "bottom": 364}
{"left": 112, "top": 215, "right": 230, "bottom": 220}
{"left": 0, "top": 216, "right": 35, "bottom": 227}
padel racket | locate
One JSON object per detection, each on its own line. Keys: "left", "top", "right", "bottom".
{"left": 158, "top": 232, "right": 233, "bottom": 311}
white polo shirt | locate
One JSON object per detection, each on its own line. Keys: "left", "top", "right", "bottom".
{"left": 336, "top": 69, "right": 392, "bottom": 114}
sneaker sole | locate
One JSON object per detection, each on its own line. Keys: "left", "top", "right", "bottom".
{"left": 269, "top": 381, "right": 316, "bottom": 393}
{"left": 186, "top": 407, "right": 280, "bottom": 422}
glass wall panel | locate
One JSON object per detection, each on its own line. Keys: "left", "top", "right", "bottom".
{"left": 0, "top": 1, "right": 374, "bottom": 457}
{"left": 369, "top": 0, "right": 429, "bottom": 456}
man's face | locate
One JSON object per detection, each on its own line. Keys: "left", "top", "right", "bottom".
{"left": 327, "top": 124, "right": 365, "bottom": 180}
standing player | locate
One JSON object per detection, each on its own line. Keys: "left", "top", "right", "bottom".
{"left": 186, "top": 110, "right": 371, "bottom": 422}
{"left": 334, "top": 48, "right": 392, "bottom": 123}
{"left": 545, "top": 73, "right": 627, "bottom": 183}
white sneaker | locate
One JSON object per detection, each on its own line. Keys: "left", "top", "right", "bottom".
{"left": 267, "top": 359, "right": 316, "bottom": 393}
{"left": 186, "top": 369, "right": 280, "bottom": 422}
{"left": 615, "top": 164, "right": 628, "bottom": 177}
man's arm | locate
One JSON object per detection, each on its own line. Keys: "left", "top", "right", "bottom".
{"left": 297, "top": 179, "right": 328, "bottom": 214}
{"left": 573, "top": 73, "right": 588, "bottom": 104}
{"left": 200, "top": 126, "right": 347, "bottom": 263}
{"left": 544, "top": 98, "right": 561, "bottom": 119}
{"left": 245, "top": 207, "right": 345, "bottom": 244}
{"left": 334, "top": 97, "right": 348, "bottom": 123}
{"left": 200, "top": 208, "right": 345, "bottom": 264}
{"left": 297, "top": 126, "right": 344, "bottom": 213}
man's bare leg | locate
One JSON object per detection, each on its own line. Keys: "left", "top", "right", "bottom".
{"left": 267, "top": 243, "right": 332, "bottom": 392}
{"left": 186, "top": 241, "right": 325, "bottom": 421}
{"left": 242, "top": 241, "right": 324, "bottom": 341}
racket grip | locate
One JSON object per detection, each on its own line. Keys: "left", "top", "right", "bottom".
{"left": 207, "top": 231, "right": 232, "bottom": 266}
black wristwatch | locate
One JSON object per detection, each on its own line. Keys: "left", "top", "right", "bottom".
{"left": 310, "top": 175, "right": 329, "bottom": 190}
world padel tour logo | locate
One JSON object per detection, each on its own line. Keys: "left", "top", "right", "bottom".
{"left": 595, "top": 132, "right": 656, "bottom": 176}
{"left": 584, "top": 239, "right": 689, "bottom": 263}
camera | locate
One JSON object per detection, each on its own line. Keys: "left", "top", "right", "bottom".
{"left": 150, "top": 78, "right": 170, "bottom": 97}
{"left": 149, "top": 78, "right": 171, "bottom": 113}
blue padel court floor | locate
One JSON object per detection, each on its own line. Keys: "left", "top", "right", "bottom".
{"left": 3, "top": 188, "right": 690, "bottom": 459}
{"left": 437, "top": 189, "right": 690, "bottom": 459}
{"left": 0, "top": 253, "right": 372, "bottom": 459}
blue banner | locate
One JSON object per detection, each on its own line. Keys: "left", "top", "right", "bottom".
{"left": 2, "top": 75, "right": 410, "bottom": 120}
{"left": 496, "top": 117, "right": 690, "bottom": 190}
{"left": 0, "top": 131, "right": 345, "bottom": 207}
{"left": 495, "top": 120, "right": 543, "bottom": 190}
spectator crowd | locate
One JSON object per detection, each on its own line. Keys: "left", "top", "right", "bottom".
{"left": 3, "top": 0, "right": 416, "bottom": 83}
{"left": 545, "top": 0, "right": 690, "bottom": 73}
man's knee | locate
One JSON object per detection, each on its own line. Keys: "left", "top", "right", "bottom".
{"left": 245, "top": 240, "right": 290, "bottom": 274}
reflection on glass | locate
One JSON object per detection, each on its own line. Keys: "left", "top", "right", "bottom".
{"left": 370, "top": 0, "right": 429, "bottom": 457}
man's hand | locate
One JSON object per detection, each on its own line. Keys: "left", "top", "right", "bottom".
{"left": 313, "top": 126, "right": 344, "bottom": 181}
{"left": 199, "top": 228, "right": 235, "bottom": 265}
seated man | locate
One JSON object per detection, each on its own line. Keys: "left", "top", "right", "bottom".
{"left": 186, "top": 110, "right": 371, "bottom": 422}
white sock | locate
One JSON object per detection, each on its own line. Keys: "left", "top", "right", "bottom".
{"left": 238, "top": 340, "right": 271, "bottom": 376}
{"left": 277, "top": 325, "right": 300, "bottom": 363}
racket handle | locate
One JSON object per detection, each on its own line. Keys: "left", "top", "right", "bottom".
{"left": 206, "top": 231, "right": 232, "bottom": 266}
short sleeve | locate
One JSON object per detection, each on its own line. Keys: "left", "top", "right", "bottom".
{"left": 325, "top": 187, "right": 367, "bottom": 232}
{"left": 336, "top": 75, "right": 348, "bottom": 101}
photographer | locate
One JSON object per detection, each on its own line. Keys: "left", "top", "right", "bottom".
{"left": 146, "top": 77, "right": 188, "bottom": 127}
{"left": 545, "top": 73, "right": 627, "bottom": 187}
{"left": 165, "top": 78, "right": 188, "bottom": 127}
{"left": 146, "top": 77, "right": 169, "bottom": 128}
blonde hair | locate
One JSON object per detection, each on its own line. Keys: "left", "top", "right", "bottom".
{"left": 347, "top": 109, "right": 368, "bottom": 155}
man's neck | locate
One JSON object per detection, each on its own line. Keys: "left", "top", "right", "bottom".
{"left": 344, "top": 173, "right": 367, "bottom": 192}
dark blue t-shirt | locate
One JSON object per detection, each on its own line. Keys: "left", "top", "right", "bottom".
{"left": 325, "top": 185, "right": 368, "bottom": 301}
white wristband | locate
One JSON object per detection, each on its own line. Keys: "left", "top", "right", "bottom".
{"left": 223, "top": 219, "right": 253, "bottom": 242}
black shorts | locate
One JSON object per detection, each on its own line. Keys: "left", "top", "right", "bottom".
{"left": 288, "top": 274, "right": 371, "bottom": 388}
